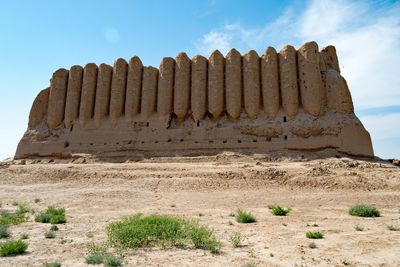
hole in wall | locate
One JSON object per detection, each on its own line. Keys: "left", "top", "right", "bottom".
{"left": 64, "top": 142, "right": 69, "bottom": 148}
{"left": 266, "top": 137, "right": 271, "bottom": 142}
{"left": 223, "top": 140, "right": 227, "bottom": 144}
{"left": 194, "top": 141, "right": 198, "bottom": 144}
{"left": 90, "top": 143, "right": 93, "bottom": 146}
{"left": 197, "top": 120, "right": 200, "bottom": 127}
{"left": 155, "top": 141, "right": 158, "bottom": 143}
{"left": 116, "top": 142, "right": 119, "bottom": 145}
{"left": 209, "top": 140, "right": 214, "bottom": 144}
{"left": 146, "top": 122, "right": 149, "bottom": 127}
{"left": 283, "top": 116, "right": 287, "bottom": 122}
{"left": 180, "top": 139, "right": 184, "bottom": 142}
{"left": 237, "top": 140, "right": 242, "bottom": 143}
{"left": 253, "top": 140, "right": 257, "bottom": 143}
{"left": 69, "top": 125, "right": 73, "bottom": 132}
{"left": 167, "top": 139, "right": 172, "bottom": 142}
{"left": 284, "top": 135, "right": 288, "bottom": 140}
{"left": 128, "top": 141, "right": 132, "bottom": 144}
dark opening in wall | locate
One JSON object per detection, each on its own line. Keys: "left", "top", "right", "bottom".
{"left": 266, "top": 137, "right": 271, "bottom": 142}
{"left": 237, "top": 140, "right": 242, "bottom": 143}
{"left": 128, "top": 141, "right": 132, "bottom": 144}
{"left": 90, "top": 143, "right": 93, "bottom": 146}
{"left": 155, "top": 141, "right": 158, "bottom": 143}
{"left": 197, "top": 120, "right": 200, "bottom": 127}
{"left": 69, "top": 125, "right": 73, "bottom": 132}
{"left": 253, "top": 139, "right": 257, "bottom": 142}
{"left": 64, "top": 142, "right": 69, "bottom": 148}
{"left": 180, "top": 139, "right": 184, "bottom": 142}
{"left": 223, "top": 140, "right": 227, "bottom": 143}
{"left": 195, "top": 141, "right": 198, "bottom": 144}
{"left": 167, "top": 139, "right": 172, "bottom": 142}
{"left": 116, "top": 142, "right": 119, "bottom": 145}
{"left": 284, "top": 135, "right": 288, "bottom": 140}
{"left": 146, "top": 122, "right": 149, "bottom": 127}
{"left": 283, "top": 116, "right": 287, "bottom": 122}
{"left": 209, "top": 140, "right": 214, "bottom": 143}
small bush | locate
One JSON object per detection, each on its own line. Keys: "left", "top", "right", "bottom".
{"left": 308, "top": 242, "right": 317, "bottom": 249}
{"left": 230, "top": 232, "right": 243, "bottom": 248}
{"left": 0, "top": 210, "right": 26, "bottom": 226}
{"left": 355, "top": 225, "right": 364, "bottom": 231}
{"left": 0, "top": 240, "right": 28, "bottom": 257}
{"left": 0, "top": 225, "right": 11, "bottom": 239}
{"left": 235, "top": 209, "right": 256, "bottom": 223}
{"left": 107, "top": 214, "right": 221, "bottom": 253}
{"left": 85, "top": 243, "right": 122, "bottom": 266}
{"left": 268, "top": 205, "right": 291, "bottom": 216}
{"left": 349, "top": 205, "right": 380, "bottom": 217}
{"left": 306, "top": 231, "right": 324, "bottom": 239}
{"left": 387, "top": 225, "right": 399, "bottom": 231}
{"left": 103, "top": 254, "right": 123, "bottom": 266}
{"left": 34, "top": 198, "right": 41, "bottom": 203}
{"left": 35, "top": 207, "right": 66, "bottom": 224}
{"left": 50, "top": 225, "right": 59, "bottom": 231}
{"left": 20, "top": 233, "right": 29, "bottom": 240}
{"left": 44, "top": 230, "right": 56, "bottom": 239}
{"left": 16, "top": 203, "right": 30, "bottom": 214}
{"left": 43, "top": 262, "right": 61, "bottom": 267}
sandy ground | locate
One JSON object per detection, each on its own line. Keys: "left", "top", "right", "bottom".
{"left": 0, "top": 152, "right": 400, "bottom": 267}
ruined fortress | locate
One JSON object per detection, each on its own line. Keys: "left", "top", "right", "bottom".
{"left": 15, "top": 41, "right": 373, "bottom": 159}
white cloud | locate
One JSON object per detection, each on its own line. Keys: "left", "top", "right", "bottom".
{"left": 197, "top": 31, "right": 232, "bottom": 55}
{"left": 196, "top": 0, "right": 400, "bottom": 109}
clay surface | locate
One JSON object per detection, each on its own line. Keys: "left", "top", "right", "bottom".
{"left": 15, "top": 42, "right": 374, "bottom": 159}
{"left": 79, "top": 63, "right": 98, "bottom": 125}
{"left": 225, "top": 48, "right": 242, "bottom": 119}
{"left": 125, "top": 56, "right": 143, "bottom": 121}
{"left": 279, "top": 45, "right": 299, "bottom": 118}
{"left": 157, "top": 57, "right": 174, "bottom": 116}
{"left": 261, "top": 47, "right": 280, "bottom": 119}
{"left": 191, "top": 55, "right": 208, "bottom": 121}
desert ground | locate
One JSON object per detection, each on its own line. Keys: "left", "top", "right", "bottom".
{"left": 0, "top": 150, "right": 400, "bottom": 267}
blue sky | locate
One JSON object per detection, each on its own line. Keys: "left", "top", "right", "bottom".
{"left": 0, "top": 0, "right": 399, "bottom": 159}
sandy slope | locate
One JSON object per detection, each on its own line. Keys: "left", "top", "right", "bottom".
{"left": 0, "top": 152, "right": 399, "bottom": 267}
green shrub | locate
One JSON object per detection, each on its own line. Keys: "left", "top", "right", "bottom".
{"left": 387, "top": 225, "right": 399, "bottom": 231}
{"left": 103, "top": 254, "right": 123, "bottom": 266}
{"left": 306, "top": 231, "right": 324, "bottom": 239}
{"left": 349, "top": 205, "right": 380, "bottom": 217}
{"left": 230, "top": 232, "right": 243, "bottom": 248}
{"left": 50, "top": 225, "right": 59, "bottom": 231}
{"left": 107, "top": 214, "right": 221, "bottom": 253}
{"left": 20, "top": 233, "right": 29, "bottom": 240}
{"left": 0, "top": 210, "right": 26, "bottom": 226}
{"left": 355, "top": 225, "right": 364, "bottom": 231}
{"left": 35, "top": 207, "right": 66, "bottom": 224}
{"left": 85, "top": 243, "right": 122, "bottom": 266}
{"left": 44, "top": 230, "right": 56, "bottom": 239}
{"left": 16, "top": 203, "right": 30, "bottom": 214}
{"left": 0, "top": 240, "right": 28, "bottom": 257}
{"left": 0, "top": 225, "right": 11, "bottom": 239}
{"left": 268, "top": 204, "right": 291, "bottom": 216}
{"left": 43, "top": 262, "right": 61, "bottom": 267}
{"left": 235, "top": 209, "right": 256, "bottom": 223}
{"left": 308, "top": 242, "right": 317, "bottom": 249}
